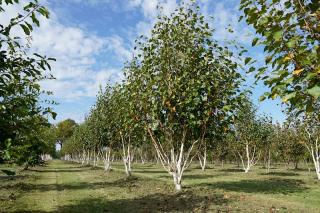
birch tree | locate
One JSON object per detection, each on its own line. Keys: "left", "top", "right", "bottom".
{"left": 108, "top": 85, "right": 143, "bottom": 177}
{"left": 294, "top": 113, "right": 320, "bottom": 180}
{"left": 98, "top": 85, "right": 115, "bottom": 172}
{"left": 87, "top": 85, "right": 114, "bottom": 171}
{"left": 303, "top": 119, "right": 320, "bottom": 180}
{"left": 127, "top": 3, "right": 244, "bottom": 190}
{"left": 258, "top": 117, "right": 276, "bottom": 173}
{"left": 233, "top": 100, "right": 265, "bottom": 173}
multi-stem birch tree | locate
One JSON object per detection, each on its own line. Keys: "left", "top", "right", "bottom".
{"left": 87, "top": 85, "right": 114, "bottom": 171}
{"left": 126, "top": 3, "right": 244, "bottom": 190}
{"left": 233, "top": 100, "right": 264, "bottom": 173}
{"left": 108, "top": 84, "right": 143, "bottom": 177}
{"left": 293, "top": 113, "right": 320, "bottom": 180}
{"left": 258, "top": 117, "right": 276, "bottom": 173}
{"left": 198, "top": 124, "right": 226, "bottom": 171}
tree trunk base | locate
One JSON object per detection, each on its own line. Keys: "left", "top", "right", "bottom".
{"left": 175, "top": 183, "right": 182, "bottom": 191}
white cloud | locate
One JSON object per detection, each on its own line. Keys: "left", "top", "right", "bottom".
{"left": 0, "top": 1, "right": 126, "bottom": 101}
{"left": 127, "top": 0, "right": 254, "bottom": 46}
{"left": 31, "top": 8, "right": 124, "bottom": 100}
{"left": 105, "top": 35, "right": 132, "bottom": 62}
{"left": 0, "top": 1, "right": 122, "bottom": 101}
{"left": 128, "top": 0, "right": 177, "bottom": 19}
{"left": 201, "top": 1, "right": 254, "bottom": 45}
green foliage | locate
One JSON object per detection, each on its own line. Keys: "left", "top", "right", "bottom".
{"left": 240, "top": 0, "right": 320, "bottom": 114}
{"left": 1, "top": 116, "right": 54, "bottom": 166}
{"left": 128, "top": 3, "right": 244, "bottom": 150}
{"left": 275, "top": 123, "right": 306, "bottom": 167}
{"left": 56, "top": 119, "right": 77, "bottom": 147}
{"left": 230, "top": 98, "right": 274, "bottom": 156}
{"left": 0, "top": 0, "right": 55, "bottom": 165}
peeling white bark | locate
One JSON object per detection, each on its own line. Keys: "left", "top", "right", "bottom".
{"left": 238, "top": 141, "right": 260, "bottom": 173}
{"left": 172, "top": 171, "right": 182, "bottom": 191}
{"left": 103, "top": 147, "right": 112, "bottom": 172}
{"left": 147, "top": 128, "right": 198, "bottom": 191}
{"left": 198, "top": 148, "right": 207, "bottom": 171}
{"left": 121, "top": 134, "right": 134, "bottom": 177}
{"left": 86, "top": 150, "right": 91, "bottom": 165}
{"left": 305, "top": 129, "right": 320, "bottom": 181}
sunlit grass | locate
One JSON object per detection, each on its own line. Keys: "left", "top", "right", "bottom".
{"left": 0, "top": 160, "right": 319, "bottom": 212}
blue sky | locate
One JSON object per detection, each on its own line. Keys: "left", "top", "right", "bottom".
{"left": 5, "top": 0, "right": 286, "bottom": 123}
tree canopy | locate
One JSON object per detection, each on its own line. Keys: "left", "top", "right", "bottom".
{"left": 240, "top": 0, "right": 320, "bottom": 115}
{"left": 0, "top": 0, "right": 55, "bottom": 165}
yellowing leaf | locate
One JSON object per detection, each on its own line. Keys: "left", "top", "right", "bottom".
{"left": 271, "top": 93, "right": 278, "bottom": 100}
{"left": 293, "top": 68, "right": 304, "bottom": 75}
{"left": 282, "top": 92, "right": 296, "bottom": 103}
{"left": 284, "top": 53, "right": 294, "bottom": 61}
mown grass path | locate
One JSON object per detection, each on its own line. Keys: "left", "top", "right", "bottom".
{"left": 1, "top": 160, "right": 320, "bottom": 212}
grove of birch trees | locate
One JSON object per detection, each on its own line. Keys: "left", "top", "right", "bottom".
{"left": 1, "top": 0, "right": 319, "bottom": 192}
{"left": 60, "top": 1, "right": 320, "bottom": 190}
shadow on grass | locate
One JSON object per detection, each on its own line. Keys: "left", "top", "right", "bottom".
{"left": 186, "top": 172, "right": 231, "bottom": 178}
{"left": 54, "top": 191, "right": 228, "bottom": 213}
{"left": 30, "top": 168, "right": 90, "bottom": 173}
{"left": 218, "top": 168, "right": 242, "bottom": 172}
{"left": 12, "top": 192, "right": 229, "bottom": 213}
{"left": 259, "top": 172, "right": 300, "bottom": 177}
{"left": 199, "top": 178, "right": 307, "bottom": 194}
{"left": 0, "top": 176, "right": 152, "bottom": 192}
{"left": 133, "top": 170, "right": 167, "bottom": 174}
{"left": 29, "top": 168, "right": 92, "bottom": 173}
{"left": 0, "top": 174, "right": 31, "bottom": 181}
{"left": 158, "top": 174, "right": 223, "bottom": 181}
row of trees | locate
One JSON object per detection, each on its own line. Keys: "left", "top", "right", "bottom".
{"left": 62, "top": 3, "right": 246, "bottom": 190}
{"left": 2, "top": 0, "right": 318, "bottom": 190}
{"left": 61, "top": 1, "right": 320, "bottom": 191}
{"left": 61, "top": 94, "right": 320, "bottom": 188}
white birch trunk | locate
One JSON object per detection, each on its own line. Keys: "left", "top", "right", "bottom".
{"left": 198, "top": 148, "right": 207, "bottom": 171}
{"left": 305, "top": 131, "right": 320, "bottom": 181}
{"left": 172, "top": 169, "right": 182, "bottom": 191}
{"left": 238, "top": 141, "right": 260, "bottom": 173}
{"left": 147, "top": 127, "right": 198, "bottom": 191}
{"left": 266, "top": 149, "right": 271, "bottom": 173}
{"left": 81, "top": 149, "right": 86, "bottom": 165}
{"left": 245, "top": 142, "right": 250, "bottom": 173}
{"left": 104, "top": 147, "right": 112, "bottom": 172}
{"left": 122, "top": 134, "right": 133, "bottom": 177}
{"left": 169, "top": 145, "right": 183, "bottom": 191}
{"left": 86, "top": 150, "right": 91, "bottom": 165}
{"left": 139, "top": 149, "right": 146, "bottom": 164}
{"left": 310, "top": 145, "right": 320, "bottom": 180}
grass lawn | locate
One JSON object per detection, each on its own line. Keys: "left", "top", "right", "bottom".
{"left": 0, "top": 160, "right": 319, "bottom": 212}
